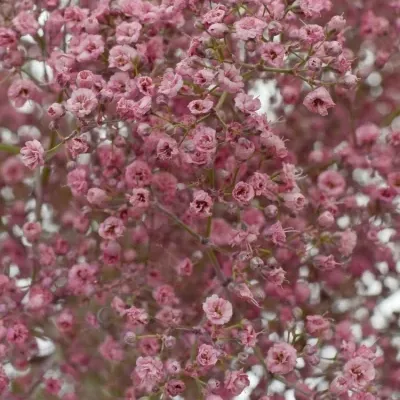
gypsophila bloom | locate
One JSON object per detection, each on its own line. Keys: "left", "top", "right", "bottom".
{"left": 303, "top": 87, "right": 335, "bottom": 116}
{"left": 266, "top": 343, "right": 297, "bottom": 374}
{"left": 0, "top": 1, "right": 398, "bottom": 398}
{"left": 20, "top": 140, "right": 44, "bottom": 170}
{"left": 134, "top": 356, "right": 164, "bottom": 389}
{"left": 203, "top": 295, "right": 233, "bottom": 325}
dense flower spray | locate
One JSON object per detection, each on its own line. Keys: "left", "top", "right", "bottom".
{"left": 0, "top": 0, "right": 399, "bottom": 399}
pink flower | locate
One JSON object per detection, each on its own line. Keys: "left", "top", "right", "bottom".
{"left": 136, "top": 76, "right": 155, "bottom": 96}
{"left": 235, "top": 137, "right": 255, "bottom": 160}
{"left": 158, "top": 69, "right": 183, "bottom": 98}
{"left": 189, "top": 190, "right": 213, "bottom": 218}
{"left": 202, "top": 294, "right": 233, "bottom": 325}
{"left": 99, "top": 336, "right": 124, "bottom": 362}
{"left": 0, "top": 28, "right": 17, "bottom": 47}
{"left": 188, "top": 99, "right": 214, "bottom": 115}
{"left": 116, "top": 21, "right": 142, "bottom": 45}
{"left": 87, "top": 188, "right": 109, "bottom": 207}
{"left": 266, "top": 342, "right": 297, "bottom": 374}
{"left": 165, "top": 379, "right": 185, "bottom": 397}
{"left": 303, "top": 87, "right": 335, "bottom": 116}
{"left": 299, "top": 24, "right": 325, "bottom": 45}
{"left": 124, "top": 306, "right": 149, "bottom": 326}
{"left": 194, "top": 69, "right": 215, "bottom": 86}
{"left": 134, "top": 356, "right": 164, "bottom": 388}
{"left": 67, "top": 137, "right": 89, "bottom": 159}
{"left": 232, "top": 182, "right": 255, "bottom": 205}
{"left": 7, "top": 323, "right": 29, "bottom": 345}
{"left": 67, "top": 168, "right": 88, "bottom": 196}
{"left": 202, "top": 5, "right": 226, "bottom": 25}
{"left": 156, "top": 137, "right": 179, "bottom": 160}
{"left": 234, "top": 93, "right": 261, "bottom": 114}
{"left": 260, "top": 43, "right": 285, "bottom": 67}
{"left": 282, "top": 192, "right": 307, "bottom": 213}
{"left": 99, "top": 216, "right": 125, "bottom": 240}
{"left": 356, "top": 123, "right": 380, "bottom": 146}
{"left": 23, "top": 222, "right": 42, "bottom": 242}
{"left": 47, "top": 103, "right": 65, "bottom": 119}
{"left": 338, "top": 229, "right": 357, "bottom": 257}
{"left": 109, "top": 45, "right": 138, "bottom": 71}
{"left": 193, "top": 126, "right": 217, "bottom": 153}
{"left": 76, "top": 34, "right": 105, "bottom": 62}
{"left": 129, "top": 188, "right": 150, "bottom": 209}
{"left": 218, "top": 63, "right": 244, "bottom": 93}
{"left": 306, "top": 315, "right": 330, "bottom": 335}
{"left": 197, "top": 344, "right": 220, "bottom": 367}
{"left": 224, "top": 369, "right": 250, "bottom": 396}
{"left": 299, "top": 0, "right": 331, "bottom": 18}
{"left": 175, "top": 258, "right": 193, "bottom": 277}
{"left": 8, "top": 79, "right": 40, "bottom": 107}
{"left": 13, "top": 12, "right": 39, "bottom": 35}
{"left": 66, "top": 88, "right": 98, "bottom": 118}
{"left": 344, "top": 357, "right": 375, "bottom": 389}
{"left": 317, "top": 170, "right": 346, "bottom": 197}
{"left": 125, "top": 160, "right": 152, "bottom": 188}
{"left": 20, "top": 140, "right": 44, "bottom": 170}
{"left": 234, "top": 17, "right": 267, "bottom": 41}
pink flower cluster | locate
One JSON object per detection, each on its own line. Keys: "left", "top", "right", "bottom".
{"left": 0, "top": 0, "right": 399, "bottom": 399}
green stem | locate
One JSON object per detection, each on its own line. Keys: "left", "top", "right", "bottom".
{"left": 0, "top": 143, "right": 20, "bottom": 155}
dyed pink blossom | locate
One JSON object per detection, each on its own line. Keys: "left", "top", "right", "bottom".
{"left": 66, "top": 88, "right": 98, "bottom": 118}
{"left": 0, "top": 28, "right": 17, "bottom": 47}
{"left": 116, "top": 21, "right": 142, "bottom": 45}
{"left": 232, "top": 182, "right": 255, "bottom": 205}
{"left": 109, "top": 45, "right": 138, "bottom": 71}
{"left": 203, "top": 294, "right": 233, "bottom": 325}
{"left": 306, "top": 315, "right": 330, "bottom": 335}
{"left": 188, "top": 99, "right": 214, "bottom": 115}
{"left": 224, "top": 369, "right": 250, "bottom": 395}
{"left": 13, "top": 12, "right": 39, "bottom": 35}
{"left": 156, "top": 137, "right": 179, "bottom": 160}
{"left": 234, "top": 17, "right": 267, "bottom": 41}
{"left": 99, "top": 336, "right": 124, "bottom": 362}
{"left": 67, "top": 137, "right": 89, "bottom": 159}
{"left": 165, "top": 379, "right": 186, "bottom": 396}
{"left": 20, "top": 140, "right": 44, "bottom": 170}
{"left": 260, "top": 43, "right": 285, "bottom": 67}
{"left": 356, "top": 123, "right": 380, "bottom": 146}
{"left": 134, "top": 356, "right": 164, "bottom": 388}
{"left": 175, "top": 258, "right": 193, "bottom": 277}
{"left": 266, "top": 342, "right": 297, "bottom": 374}
{"left": 318, "top": 170, "right": 346, "bottom": 197}
{"left": 344, "top": 357, "right": 375, "bottom": 388}
{"left": 338, "top": 229, "right": 357, "bottom": 257}
{"left": 218, "top": 63, "right": 244, "bottom": 93}
{"left": 303, "top": 87, "right": 335, "bottom": 116}
{"left": 125, "top": 160, "right": 152, "bottom": 188}
{"left": 99, "top": 217, "right": 125, "bottom": 240}
{"left": 47, "top": 103, "right": 65, "bottom": 119}
{"left": 158, "top": 69, "right": 183, "bottom": 98}
{"left": 7, "top": 323, "right": 29, "bottom": 345}
{"left": 87, "top": 188, "right": 109, "bottom": 207}
{"left": 67, "top": 168, "right": 88, "bottom": 196}
{"left": 129, "top": 188, "right": 150, "bottom": 210}
{"left": 8, "top": 79, "right": 40, "bottom": 107}
{"left": 189, "top": 190, "right": 213, "bottom": 218}
{"left": 197, "top": 344, "right": 220, "bottom": 367}
{"left": 234, "top": 93, "right": 261, "bottom": 114}
{"left": 76, "top": 34, "right": 105, "bottom": 62}
{"left": 23, "top": 221, "right": 42, "bottom": 242}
